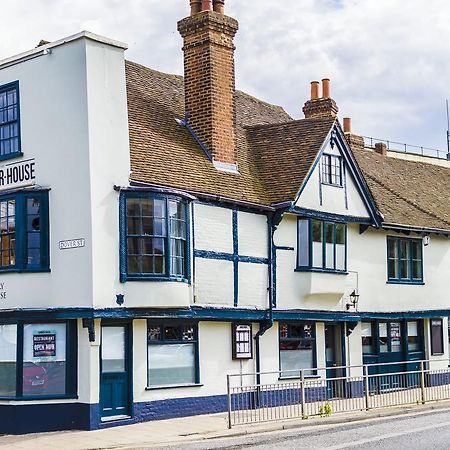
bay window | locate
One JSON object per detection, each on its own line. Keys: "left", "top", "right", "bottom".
{"left": 297, "top": 218, "right": 346, "bottom": 272}
{"left": 147, "top": 321, "right": 198, "bottom": 388}
{"left": 120, "top": 193, "right": 189, "bottom": 281}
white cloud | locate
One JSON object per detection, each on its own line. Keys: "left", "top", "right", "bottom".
{"left": 1, "top": 0, "right": 449, "bottom": 150}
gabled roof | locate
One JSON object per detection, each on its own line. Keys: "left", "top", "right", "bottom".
{"left": 126, "top": 60, "right": 293, "bottom": 207}
{"left": 125, "top": 59, "right": 450, "bottom": 233}
{"left": 353, "top": 148, "right": 450, "bottom": 231}
{"left": 246, "top": 118, "right": 335, "bottom": 205}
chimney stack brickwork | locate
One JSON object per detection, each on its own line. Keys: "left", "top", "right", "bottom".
{"left": 302, "top": 78, "right": 339, "bottom": 119}
{"left": 178, "top": 7, "right": 239, "bottom": 167}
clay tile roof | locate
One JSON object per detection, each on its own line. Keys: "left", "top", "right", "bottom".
{"left": 353, "top": 148, "right": 450, "bottom": 231}
{"left": 126, "top": 60, "right": 294, "bottom": 207}
{"left": 246, "top": 117, "right": 336, "bottom": 204}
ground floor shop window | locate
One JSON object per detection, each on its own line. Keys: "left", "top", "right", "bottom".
{"left": 0, "top": 320, "right": 76, "bottom": 399}
{"left": 362, "top": 320, "right": 424, "bottom": 358}
{"left": 279, "top": 321, "right": 316, "bottom": 377}
{"left": 147, "top": 321, "right": 198, "bottom": 387}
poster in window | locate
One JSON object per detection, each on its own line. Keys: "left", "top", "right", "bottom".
{"left": 232, "top": 324, "right": 252, "bottom": 359}
{"left": 431, "top": 319, "right": 444, "bottom": 355}
{"left": 33, "top": 331, "right": 56, "bottom": 358}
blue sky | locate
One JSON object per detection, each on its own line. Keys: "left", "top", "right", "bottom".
{"left": 2, "top": 0, "right": 450, "bottom": 151}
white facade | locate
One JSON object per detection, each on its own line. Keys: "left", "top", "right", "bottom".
{"left": 0, "top": 30, "right": 449, "bottom": 435}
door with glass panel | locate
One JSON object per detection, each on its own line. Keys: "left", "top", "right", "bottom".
{"left": 100, "top": 323, "right": 131, "bottom": 419}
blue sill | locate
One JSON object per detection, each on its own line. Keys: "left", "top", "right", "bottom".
{"left": 295, "top": 267, "right": 348, "bottom": 275}
{"left": 145, "top": 383, "right": 203, "bottom": 391}
{"left": 278, "top": 375, "right": 320, "bottom": 381}
{"left": 0, "top": 151, "right": 23, "bottom": 162}
{"left": 125, "top": 275, "right": 189, "bottom": 283}
{"left": 386, "top": 280, "right": 425, "bottom": 285}
{"left": 0, "top": 267, "right": 51, "bottom": 274}
{"left": 0, "top": 394, "right": 78, "bottom": 401}
{"left": 321, "top": 181, "right": 343, "bottom": 189}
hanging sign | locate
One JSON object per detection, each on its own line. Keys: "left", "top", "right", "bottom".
{"left": 232, "top": 323, "right": 253, "bottom": 359}
{"left": 0, "top": 158, "right": 36, "bottom": 191}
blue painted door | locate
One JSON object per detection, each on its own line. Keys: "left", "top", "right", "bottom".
{"left": 100, "top": 324, "right": 131, "bottom": 419}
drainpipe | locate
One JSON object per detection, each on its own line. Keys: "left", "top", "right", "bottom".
{"left": 254, "top": 208, "right": 285, "bottom": 385}
{"left": 254, "top": 215, "right": 275, "bottom": 386}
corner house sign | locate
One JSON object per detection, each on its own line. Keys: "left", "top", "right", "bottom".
{"left": 0, "top": 158, "right": 36, "bottom": 191}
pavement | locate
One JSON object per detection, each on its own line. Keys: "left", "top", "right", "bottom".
{"left": 1, "top": 401, "right": 450, "bottom": 450}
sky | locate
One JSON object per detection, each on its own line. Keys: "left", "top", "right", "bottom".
{"left": 1, "top": 0, "right": 450, "bottom": 152}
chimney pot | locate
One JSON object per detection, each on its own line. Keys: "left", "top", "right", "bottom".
{"left": 311, "top": 81, "right": 319, "bottom": 100}
{"left": 213, "top": 0, "right": 225, "bottom": 14}
{"left": 343, "top": 117, "right": 351, "bottom": 134}
{"left": 201, "top": 0, "right": 213, "bottom": 11}
{"left": 190, "top": 0, "right": 202, "bottom": 14}
{"left": 375, "top": 142, "right": 388, "bottom": 157}
{"left": 322, "top": 78, "right": 331, "bottom": 99}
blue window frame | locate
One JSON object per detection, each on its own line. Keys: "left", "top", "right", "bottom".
{"left": 0, "top": 190, "right": 49, "bottom": 272}
{"left": 297, "top": 218, "right": 347, "bottom": 273}
{"left": 387, "top": 237, "right": 423, "bottom": 284}
{"left": 147, "top": 321, "right": 199, "bottom": 388}
{"left": 321, "top": 154, "right": 342, "bottom": 186}
{"left": 0, "top": 320, "right": 77, "bottom": 400}
{"left": 0, "top": 81, "right": 22, "bottom": 161}
{"left": 119, "top": 192, "right": 189, "bottom": 282}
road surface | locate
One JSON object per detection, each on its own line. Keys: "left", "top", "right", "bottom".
{"left": 168, "top": 409, "right": 450, "bottom": 449}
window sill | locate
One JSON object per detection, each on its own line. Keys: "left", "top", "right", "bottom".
{"left": 321, "top": 182, "right": 343, "bottom": 189}
{"left": 295, "top": 268, "right": 348, "bottom": 275}
{"left": 124, "top": 276, "right": 189, "bottom": 283}
{"left": 278, "top": 375, "right": 320, "bottom": 381}
{"left": 0, "top": 151, "right": 23, "bottom": 162}
{"left": 0, "top": 267, "right": 51, "bottom": 274}
{"left": 146, "top": 383, "right": 203, "bottom": 391}
{"left": 386, "top": 280, "right": 424, "bottom": 285}
{"left": 0, "top": 394, "right": 78, "bottom": 401}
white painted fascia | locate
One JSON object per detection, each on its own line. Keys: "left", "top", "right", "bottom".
{"left": 0, "top": 31, "right": 128, "bottom": 70}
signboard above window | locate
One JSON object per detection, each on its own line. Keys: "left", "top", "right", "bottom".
{"left": 0, "top": 158, "right": 35, "bottom": 191}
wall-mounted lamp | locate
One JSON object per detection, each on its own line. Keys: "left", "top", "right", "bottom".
{"left": 346, "top": 290, "right": 359, "bottom": 310}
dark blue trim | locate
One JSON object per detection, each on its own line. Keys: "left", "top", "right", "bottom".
{"left": 233, "top": 210, "right": 239, "bottom": 307}
{"left": 194, "top": 250, "right": 268, "bottom": 264}
{"left": 343, "top": 162, "right": 349, "bottom": 210}
{"left": 275, "top": 246, "right": 294, "bottom": 251}
{"left": 4, "top": 306, "right": 450, "bottom": 322}
{"left": 291, "top": 206, "right": 371, "bottom": 224}
{"left": 294, "top": 267, "right": 348, "bottom": 275}
{"left": 382, "top": 223, "right": 450, "bottom": 237}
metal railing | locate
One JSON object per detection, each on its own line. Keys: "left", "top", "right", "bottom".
{"left": 226, "top": 359, "right": 450, "bottom": 428}
{"left": 362, "top": 136, "right": 449, "bottom": 160}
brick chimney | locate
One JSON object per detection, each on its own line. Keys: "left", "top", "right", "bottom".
{"left": 303, "top": 78, "right": 339, "bottom": 119}
{"left": 178, "top": 0, "right": 239, "bottom": 172}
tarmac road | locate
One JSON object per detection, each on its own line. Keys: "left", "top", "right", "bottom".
{"left": 170, "top": 408, "right": 450, "bottom": 449}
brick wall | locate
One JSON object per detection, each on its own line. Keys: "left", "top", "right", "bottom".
{"left": 178, "top": 11, "right": 238, "bottom": 166}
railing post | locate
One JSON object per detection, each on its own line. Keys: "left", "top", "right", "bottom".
{"left": 227, "top": 374, "right": 232, "bottom": 429}
{"left": 301, "top": 369, "right": 306, "bottom": 419}
{"left": 364, "top": 365, "right": 370, "bottom": 410}
{"left": 420, "top": 361, "right": 425, "bottom": 405}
